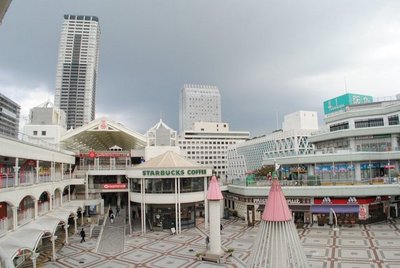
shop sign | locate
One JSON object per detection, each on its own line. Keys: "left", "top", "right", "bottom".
{"left": 287, "top": 198, "right": 311, "bottom": 204}
{"left": 142, "top": 169, "right": 208, "bottom": 176}
{"left": 253, "top": 198, "right": 267, "bottom": 204}
{"left": 358, "top": 204, "right": 369, "bottom": 220}
{"left": 103, "top": 183, "right": 127, "bottom": 189}
{"left": 80, "top": 152, "right": 130, "bottom": 158}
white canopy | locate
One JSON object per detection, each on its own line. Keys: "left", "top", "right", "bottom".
{"left": 0, "top": 203, "right": 82, "bottom": 268}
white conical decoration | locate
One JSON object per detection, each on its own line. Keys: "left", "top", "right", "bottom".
{"left": 247, "top": 180, "right": 309, "bottom": 268}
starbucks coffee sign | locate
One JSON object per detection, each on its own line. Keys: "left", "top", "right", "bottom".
{"left": 142, "top": 169, "right": 208, "bottom": 177}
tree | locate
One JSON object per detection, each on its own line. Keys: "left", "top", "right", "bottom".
{"left": 254, "top": 165, "right": 275, "bottom": 177}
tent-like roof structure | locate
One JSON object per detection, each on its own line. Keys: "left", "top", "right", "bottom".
{"left": 0, "top": 202, "right": 82, "bottom": 268}
{"left": 247, "top": 179, "right": 309, "bottom": 268}
{"left": 137, "top": 150, "right": 203, "bottom": 169}
{"left": 60, "top": 117, "right": 147, "bottom": 152}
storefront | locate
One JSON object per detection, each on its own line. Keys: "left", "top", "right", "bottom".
{"left": 126, "top": 151, "right": 213, "bottom": 234}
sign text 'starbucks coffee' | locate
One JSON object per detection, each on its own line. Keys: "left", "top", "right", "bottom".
{"left": 142, "top": 169, "right": 208, "bottom": 176}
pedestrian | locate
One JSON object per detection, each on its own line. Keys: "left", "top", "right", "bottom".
{"left": 80, "top": 228, "right": 86, "bottom": 243}
{"left": 205, "top": 236, "right": 210, "bottom": 249}
{"left": 110, "top": 213, "right": 115, "bottom": 224}
{"left": 108, "top": 208, "right": 113, "bottom": 218}
{"left": 116, "top": 206, "right": 120, "bottom": 217}
{"left": 220, "top": 223, "right": 223, "bottom": 234}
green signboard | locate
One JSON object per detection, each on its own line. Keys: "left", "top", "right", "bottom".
{"left": 323, "top": 93, "right": 373, "bottom": 115}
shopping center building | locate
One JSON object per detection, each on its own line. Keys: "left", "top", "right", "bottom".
{"left": 1, "top": 94, "right": 400, "bottom": 267}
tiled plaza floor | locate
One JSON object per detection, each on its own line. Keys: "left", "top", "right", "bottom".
{"left": 41, "top": 218, "right": 400, "bottom": 268}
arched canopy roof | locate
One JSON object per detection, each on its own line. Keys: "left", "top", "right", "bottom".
{"left": 60, "top": 117, "right": 147, "bottom": 152}
{"left": 0, "top": 202, "right": 82, "bottom": 268}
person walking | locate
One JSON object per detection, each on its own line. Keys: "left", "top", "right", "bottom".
{"left": 108, "top": 208, "right": 113, "bottom": 218}
{"left": 110, "top": 213, "right": 115, "bottom": 224}
{"left": 116, "top": 206, "right": 120, "bottom": 217}
{"left": 80, "top": 228, "right": 86, "bottom": 243}
{"left": 205, "top": 236, "right": 210, "bottom": 249}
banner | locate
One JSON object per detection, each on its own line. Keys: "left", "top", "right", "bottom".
{"left": 358, "top": 204, "right": 369, "bottom": 220}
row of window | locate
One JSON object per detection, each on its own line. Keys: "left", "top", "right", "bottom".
{"left": 179, "top": 140, "right": 234, "bottom": 145}
{"left": 330, "top": 115, "right": 399, "bottom": 132}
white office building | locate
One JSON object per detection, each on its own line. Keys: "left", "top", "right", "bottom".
{"left": 178, "top": 122, "right": 249, "bottom": 181}
{"left": 54, "top": 15, "right": 100, "bottom": 130}
{"left": 179, "top": 84, "right": 221, "bottom": 133}
{"left": 226, "top": 111, "right": 318, "bottom": 182}
{"left": 22, "top": 101, "right": 67, "bottom": 148}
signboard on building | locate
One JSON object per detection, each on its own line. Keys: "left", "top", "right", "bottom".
{"left": 103, "top": 183, "right": 127, "bottom": 189}
{"left": 323, "top": 93, "right": 373, "bottom": 115}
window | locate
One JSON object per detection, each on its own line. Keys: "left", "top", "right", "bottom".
{"left": 42, "top": 131, "right": 47, "bottom": 136}
{"left": 388, "top": 115, "right": 399, "bottom": 126}
{"left": 33, "top": 131, "right": 38, "bottom": 136}
{"left": 355, "top": 118, "right": 384, "bottom": 128}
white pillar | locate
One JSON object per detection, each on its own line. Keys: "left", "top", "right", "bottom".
{"left": 204, "top": 177, "right": 209, "bottom": 230}
{"left": 61, "top": 163, "right": 64, "bottom": 181}
{"left": 49, "top": 195, "right": 53, "bottom": 211}
{"left": 81, "top": 210, "right": 84, "bottom": 225}
{"left": 178, "top": 178, "right": 181, "bottom": 234}
{"left": 14, "top": 158, "right": 19, "bottom": 187}
{"left": 51, "top": 235, "right": 57, "bottom": 261}
{"left": 355, "top": 163, "right": 361, "bottom": 182}
{"left": 74, "top": 216, "right": 78, "bottom": 234}
{"left": 69, "top": 164, "right": 72, "bottom": 180}
{"left": 31, "top": 252, "right": 39, "bottom": 268}
{"left": 36, "top": 160, "right": 39, "bottom": 184}
{"left": 85, "top": 173, "right": 89, "bottom": 200}
{"left": 68, "top": 185, "right": 71, "bottom": 201}
{"left": 13, "top": 206, "right": 18, "bottom": 230}
{"left": 128, "top": 179, "right": 132, "bottom": 235}
{"left": 34, "top": 200, "right": 38, "bottom": 219}
{"left": 64, "top": 225, "right": 69, "bottom": 245}
{"left": 208, "top": 200, "right": 223, "bottom": 255}
{"left": 175, "top": 178, "right": 178, "bottom": 233}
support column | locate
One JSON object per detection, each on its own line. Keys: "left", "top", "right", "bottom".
{"left": 49, "top": 195, "right": 53, "bottom": 211}
{"left": 74, "top": 216, "right": 78, "bottom": 234}
{"left": 51, "top": 236, "right": 57, "bottom": 261}
{"left": 68, "top": 185, "right": 71, "bottom": 201}
{"left": 34, "top": 200, "right": 38, "bottom": 219}
{"left": 355, "top": 163, "right": 361, "bottom": 182}
{"left": 204, "top": 177, "right": 209, "bottom": 230}
{"left": 85, "top": 173, "right": 89, "bottom": 200}
{"left": 178, "top": 178, "right": 181, "bottom": 234}
{"left": 81, "top": 210, "right": 84, "bottom": 225}
{"left": 61, "top": 163, "right": 64, "bottom": 181}
{"left": 13, "top": 206, "right": 18, "bottom": 230}
{"left": 64, "top": 225, "right": 69, "bottom": 245}
{"left": 14, "top": 158, "right": 19, "bottom": 187}
{"left": 69, "top": 164, "right": 72, "bottom": 180}
{"left": 51, "top": 161, "right": 55, "bottom": 182}
{"left": 36, "top": 160, "right": 39, "bottom": 184}
{"left": 174, "top": 177, "right": 178, "bottom": 234}
{"left": 128, "top": 179, "right": 132, "bottom": 235}
{"left": 31, "top": 252, "right": 39, "bottom": 268}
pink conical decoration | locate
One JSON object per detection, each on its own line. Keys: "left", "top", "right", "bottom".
{"left": 207, "top": 175, "right": 223, "bottom": 200}
{"left": 262, "top": 179, "right": 292, "bottom": 221}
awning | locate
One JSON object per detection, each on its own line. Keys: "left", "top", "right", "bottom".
{"left": 311, "top": 205, "right": 359, "bottom": 214}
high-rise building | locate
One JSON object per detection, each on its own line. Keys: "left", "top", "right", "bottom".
{"left": 0, "top": 92, "right": 20, "bottom": 138}
{"left": 0, "top": 0, "right": 12, "bottom": 25}
{"left": 179, "top": 84, "right": 221, "bottom": 133}
{"left": 54, "top": 14, "right": 100, "bottom": 130}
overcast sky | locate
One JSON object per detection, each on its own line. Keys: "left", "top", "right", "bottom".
{"left": 1, "top": 1, "right": 400, "bottom": 137}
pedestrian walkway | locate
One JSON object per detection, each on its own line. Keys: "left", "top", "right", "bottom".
{"left": 41, "top": 218, "right": 400, "bottom": 268}
{"left": 96, "top": 206, "right": 125, "bottom": 255}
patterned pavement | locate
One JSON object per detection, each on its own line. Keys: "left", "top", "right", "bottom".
{"left": 41, "top": 217, "right": 400, "bottom": 268}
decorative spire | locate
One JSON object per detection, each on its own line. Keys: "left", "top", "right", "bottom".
{"left": 247, "top": 179, "right": 309, "bottom": 268}
{"left": 207, "top": 175, "right": 223, "bottom": 200}
{"left": 262, "top": 179, "right": 292, "bottom": 221}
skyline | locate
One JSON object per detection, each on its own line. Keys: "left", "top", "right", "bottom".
{"left": 1, "top": 1, "right": 400, "bottom": 136}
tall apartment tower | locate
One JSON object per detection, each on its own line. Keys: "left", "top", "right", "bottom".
{"left": 0, "top": 92, "right": 20, "bottom": 138}
{"left": 54, "top": 15, "right": 100, "bottom": 130}
{"left": 179, "top": 84, "right": 221, "bottom": 133}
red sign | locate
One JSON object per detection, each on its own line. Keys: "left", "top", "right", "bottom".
{"left": 88, "top": 151, "right": 96, "bottom": 158}
{"left": 103, "top": 183, "right": 127, "bottom": 189}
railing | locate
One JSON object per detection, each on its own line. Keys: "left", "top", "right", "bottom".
{"left": 38, "top": 201, "right": 50, "bottom": 216}
{"left": 232, "top": 176, "right": 398, "bottom": 187}
{"left": 0, "top": 217, "right": 11, "bottom": 236}
{"left": 77, "top": 164, "right": 130, "bottom": 171}
{"left": 18, "top": 208, "right": 34, "bottom": 226}
{"left": 0, "top": 170, "right": 72, "bottom": 189}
